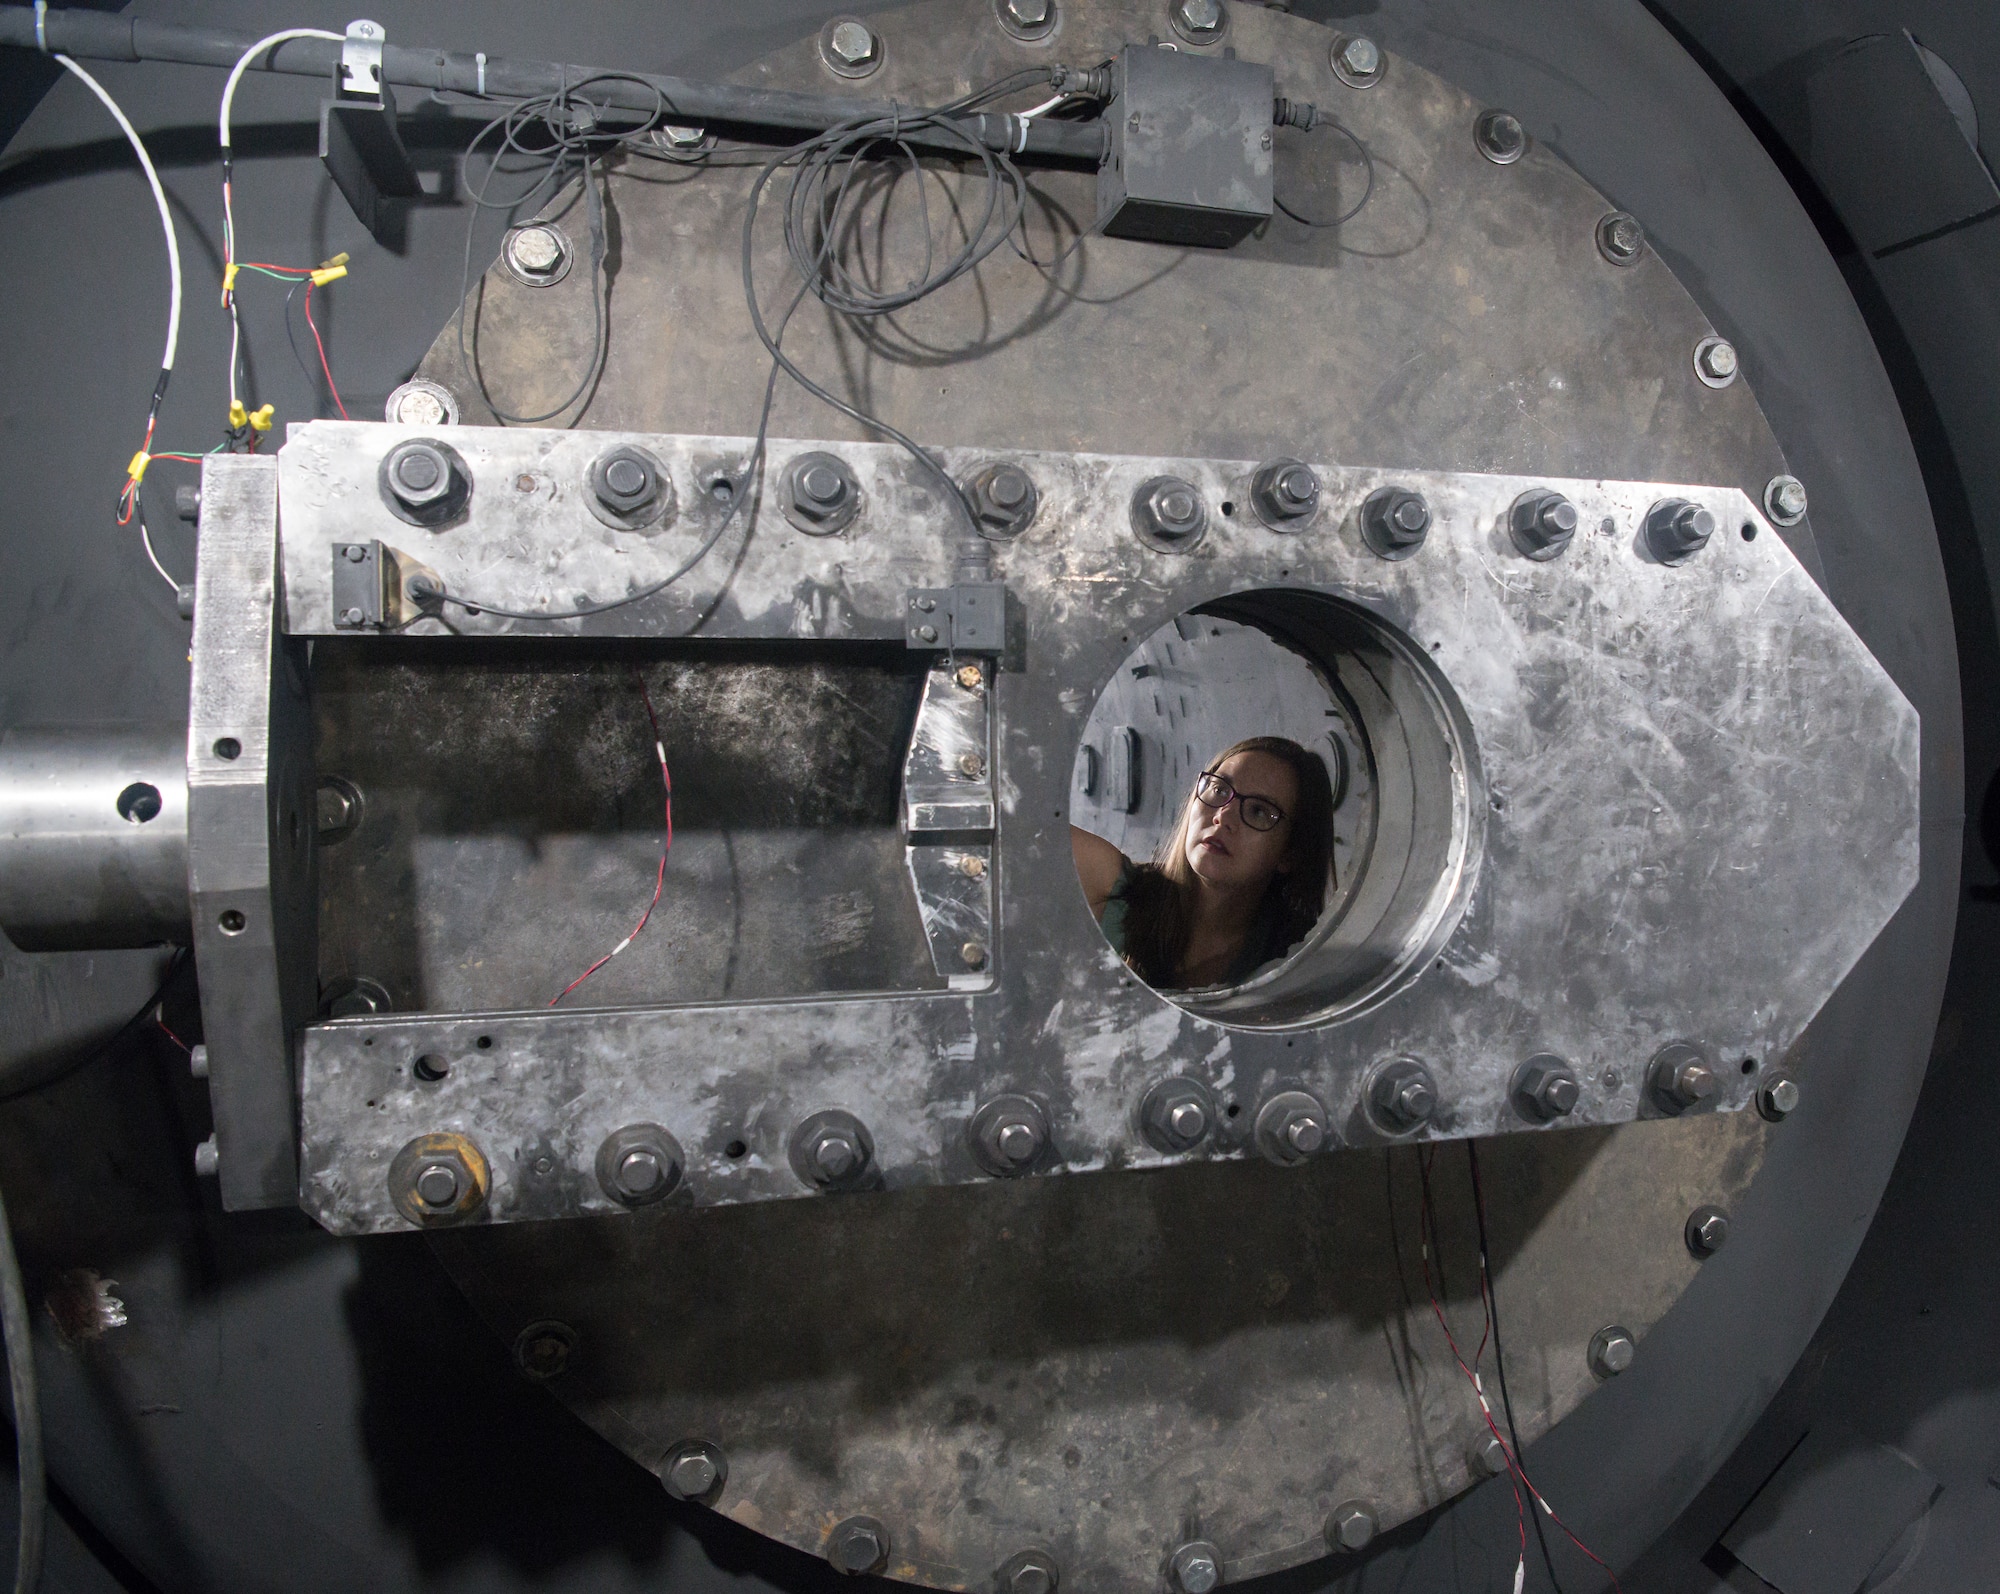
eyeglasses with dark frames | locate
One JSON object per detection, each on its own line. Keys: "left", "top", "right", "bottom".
{"left": 1193, "top": 771, "right": 1287, "bottom": 832}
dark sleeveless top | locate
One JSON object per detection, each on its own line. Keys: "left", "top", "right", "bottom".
{"left": 1101, "top": 863, "right": 1289, "bottom": 988}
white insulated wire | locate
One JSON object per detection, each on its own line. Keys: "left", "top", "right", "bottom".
{"left": 219, "top": 27, "right": 343, "bottom": 158}
{"left": 54, "top": 55, "right": 181, "bottom": 379}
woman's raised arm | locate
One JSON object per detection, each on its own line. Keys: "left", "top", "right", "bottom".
{"left": 1069, "top": 826, "right": 1129, "bottom": 920}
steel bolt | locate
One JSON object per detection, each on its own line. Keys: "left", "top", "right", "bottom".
{"left": 1010, "top": 1563, "right": 1054, "bottom": 1594}
{"left": 388, "top": 442, "right": 449, "bottom": 506}
{"left": 342, "top": 543, "right": 367, "bottom": 563}
{"left": 658, "top": 122, "right": 706, "bottom": 149}
{"left": 1361, "top": 486, "right": 1432, "bottom": 559}
{"left": 664, "top": 1447, "right": 722, "bottom": 1501}
{"left": 966, "top": 461, "right": 1039, "bottom": 538}
{"left": 957, "top": 664, "right": 984, "bottom": 690}
{"left": 1469, "top": 1430, "right": 1509, "bottom": 1478}
{"left": 959, "top": 752, "right": 986, "bottom": 777}
{"left": 790, "top": 1110, "right": 875, "bottom": 1190}
{"left": 1250, "top": 457, "right": 1320, "bottom": 528}
{"left": 594, "top": 1125, "right": 683, "bottom": 1206}
{"left": 958, "top": 853, "right": 988, "bottom": 878}
{"left": 388, "top": 384, "right": 449, "bottom": 426}
{"left": 1589, "top": 1325, "right": 1636, "bottom": 1378}
{"left": 1369, "top": 1058, "right": 1439, "bottom": 1133}
{"left": 1509, "top": 488, "right": 1578, "bottom": 560}
{"left": 1765, "top": 475, "right": 1808, "bottom": 526}
{"left": 1513, "top": 1054, "right": 1581, "bottom": 1121}
{"left": 1339, "top": 36, "right": 1381, "bottom": 77}
{"left": 1140, "top": 1077, "right": 1215, "bottom": 1154}
{"left": 918, "top": 625, "right": 938, "bottom": 643}
{"left": 414, "top": 1161, "right": 462, "bottom": 1209}
{"left": 827, "top": 1516, "right": 890, "bottom": 1575}
{"left": 1475, "top": 109, "right": 1526, "bottom": 164}
{"left": 193, "top": 1134, "right": 219, "bottom": 1177}
{"left": 785, "top": 452, "right": 860, "bottom": 532}
{"left": 1685, "top": 1204, "right": 1731, "bottom": 1258}
{"left": 1758, "top": 1074, "right": 1801, "bottom": 1121}
{"left": 602, "top": 454, "right": 649, "bottom": 503}
{"left": 813, "top": 1134, "right": 859, "bottom": 1181}
{"left": 1254, "top": 1090, "right": 1330, "bottom": 1166}
{"left": 1132, "top": 475, "right": 1208, "bottom": 550}
{"left": 1169, "top": 1540, "right": 1221, "bottom": 1593}
{"left": 828, "top": 20, "right": 878, "bottom": 65}
{"left": 616, "top": 1147, "right": 665, "bottom": 1199}
{"left": 1650, "top": 1043, "right": 1716, "bottom": 1113}
{"left": 1597, "top": 211, "right": 1644, "bottom": 265}
{"left": 513, "top": 1321, "right": 575, "bottom": 1380}
{"left": 507, "top": 224, "right": 565, "bottom": 276}
{"left": 1327, "top": 1501, "right": 1378, "bottom": 1552}
{"left": 1169, "top": 1101, "right": 1206, "bottom": 1140}
{"left": 1698, "top": 338, "right": 1739, "bottom": 381}
{"left": 971, "top": 1095, "right": 1049, "bottom": 1175}
{"left": 338, "top": 607, "right": 366, "bottom": 628}
{"left": 1644, "top": 497, "right": 1716, "bottom": 566}
{"left": 803, "top": 463, "right": 845, "bottom": 505}
{"left": 175, "top": 482, "right": 202, "bottom": 522}
{"left": 1005, "top": 0, "right": 1053, "bottom": 24}
{"left": 1174, "top": 0, "right": 1224, "bottom": 37}
{"left": 997, "top": 1120, "right": 1037, "bottom": 1162}
{"left": 189, "top": 1043, "right": 209, "bottom": 1080}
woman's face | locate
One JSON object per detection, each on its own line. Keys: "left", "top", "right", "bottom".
{"left": 1183, "top": 750, "right": 1299, "bottom": 891}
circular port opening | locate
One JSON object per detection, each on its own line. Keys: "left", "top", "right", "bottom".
{"left": 115, "top": 781, "right": 163, "bottom": 824}
{"left": 1070, "top": 591, "right": 1484, "bottom": 1027}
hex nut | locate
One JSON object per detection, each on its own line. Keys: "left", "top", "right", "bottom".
{"left": 1648, "top": 1042, "right": 1717, "bottom": 1114}
{"left": 1254, "top": 1090, "right": 1330, "bottom": 1166}
{"left": 1475, "top": 108, "right": 1526, "bottom": 164}
{"left": 1644, "top": 497, "right": 1716, "bottom": 566}
{"left": 662, "top": 1440, "right": 728, "bottom": 1503}
{"left": 502, "top": 223, "right": 571, "bottom": 285}
{"left": 780, "top": 451, "right": 862, "bottom": 535}
{"left": 788, "top": 1109, "right": 876, "bottom": 1191}
{"left": 1169, "top": 0, "right": 1226, "bottom": 45}
{"left": 1326, "top": 1501, "right": 1378, "bottom": 1552}
{"left": 1596, "top": 211, "right": 1644, "bottom": 266}
{"left": 1361, "top": 486, "right": 1432, "bottom": 560}
{"left": 1685, "top": 1204, "right": 1731, "bottom": 1258}
{"left": 970, "top": 1093, "right": 1050, "bottom": 1176}
{"left": 1332, "top": 34, "right": 1383, "bottom": 87}
{"left": 1694, "top": 334, "right": 1739, "bottom": 388}
{"left": 1131, "top": 474, "right": 1208, "bottom": 553}
{"left": 587, "top": 444, "right": 675, "bottom": 532}
{"left": 193, "top": 1134, "right": 219, "bottom": 1177}
{"left": 1468, "top": 1429, "right": 1509, "bottom": 1478}
{"left": 963, "top": 461, "right": 1040, "bottom": 538}
{"left": 1764, "top": 474, "right": 1809, "bottom": 526}
{"left": 827, "top": 1515, "right": 890, "bottom": 1575}
{"left": 997, "top": 0, "right": 1057, "bottom": 41}
{"left": 512, "top": 1319, "right": 576, "bottom": 1381}
{"left": 819, "top": 17, "right": 883, "bottom": 77}
{"left": 1139, "top": 1076, "right": 1216, "bottom": 1154}
{"left": 1512, "top": 1054, "right": 1581, "bottom": 1122}
{"left": 1168, "top": 1540, "right": 1221, "bottom": 1593}
{"left": 378, "top": 439, "right": 471, "bottom": 528}
{"left": 593, "top": 1124, "right": 684, "bottom": 1207}
{"left": 1757, "top": 1074, "right": 1801, "bottom": 1121}
{"left": 1589, "top": 1325, "right": 1636, "bottom": 1379}
{"left": 388, "top": 1132, "right": 490, "bottom": 1226}
{"left": 998, "top": 1549, "right": 1060, "bottom": 1594}
{"left": 1367, "top": 1057, "right": 1439, "bottom": 1134}
{"left": 1249, "top": 458, "right": 1321, "bottom": 530}
{"left": 1509, "top": 488, "right": 1578, "bottom": 560}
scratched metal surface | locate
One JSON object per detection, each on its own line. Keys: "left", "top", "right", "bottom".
{"left": 323, "top": 0, "right": 1901, "bottom": 1584}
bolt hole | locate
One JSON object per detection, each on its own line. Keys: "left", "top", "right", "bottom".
{"left": 1741, "top": 1057, "right": 1757, "bottom": 1075}
{"left": 1490, "top": 794, "right": 1505, "bottom": 811}
{"left": 725, "top": 1139, "right": 747, "bottom": 1159}
{"left": 1221, "top": 500, "right": 1236, "bottom": 517}
{"left": 115, "top": 782, "right": 163, "bottom": 824}
{"left": 1280, "top": 568, "right": 1290, "bottom": 579}
{"left": 414, "top": 1054, "right": 449, "bottom": 1083}
{"left": 217, "top": 909, "right": 246, "bottom": 935}
{"left": 213, "top": 737, "right": 241, "bottom": 761}
{"left": 363, "top": 1036, "right": 376, "bottom": 1047}
{"left": 1741, "top": 522, "right": 1757, "bottom": 541}
{"left": 475, "top": 1035, "right": 493, "bottom": 1050}
{"left": 707, "top": 475, "right": 736, "bottom": 505}
{"left": 1225, "top": 1102, "right": 1241, "bottom": 1119}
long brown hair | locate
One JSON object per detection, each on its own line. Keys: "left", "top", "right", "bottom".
{"left": 1121, "top": 736, "right": 1336, "bottom": 988}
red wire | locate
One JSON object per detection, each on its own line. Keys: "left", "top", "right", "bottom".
{"left": 154, "top": 1015, "right": 190, "bottom": 1054}
{"left": 302, "top": 280, "right": 349, "bottom": 420}
{"left": 549, "top": 669, "right": 673, "bottom": 1006}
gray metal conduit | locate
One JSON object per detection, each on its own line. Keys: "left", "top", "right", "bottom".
{"left": 0, "top": 5, "right": 1111, "bottom": 163}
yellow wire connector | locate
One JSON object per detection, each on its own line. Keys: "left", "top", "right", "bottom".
{"left": 222, "top": 261, "right": 239, "bottom": 294}
{"left": 126, "top": 451, "right": 151, "bottom": 484}
{"left": 227, "top": 399, "right": 248, "bottom": 430}
{"left": 310, "top": 252, "right": 350, "bottom": 287}
{"left": 249, "top": 404, "right": 275, "bottom": 433}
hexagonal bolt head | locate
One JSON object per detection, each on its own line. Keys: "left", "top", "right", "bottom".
{"left": 827, "top": 1516, "right": 890, "bottom": 1575}
{"left": 1361, "top": 486, "right": 1432, "bottom": 559}
{"left": 1002, "top": 1552, "right": 1060, "bottom": 1594}
{"left": 1698, "top": 338, "right": 1739, "bottom": 380}
{"left": 1140, "top": 1078, "right": 1214, "bottom": 1153}
{"left": 1174, "top": 0, "right": 1224, "bottom": 36}
{"left": 595, "top": 1125, "right": 683, "bottom": 1206}
{"left": 1513, "top": 1055, "right": 1581, "bottom": 1122}
{"left": 1468, "top": 1430, "right": 1509, "bottom": 1478}
{"left": 1169, "top": 1541, "right": 1221, "bottom": 1593}
{"left": 966, "top": 462, "right": 1039, "bottom": 537}
{"left": 799, "top": 462, "right": 850, "bottom": 512}
{"left": 1645, "top": 497, "right": 1716, "bottom": 566}
{"left": 658, "top": 122, "right": 707, "bottom": 148}
{"left": 997, "top": 1120, "right": 1040, "bottom": 1163}
{"left": 1369, "top": 1059, "right": 1439, "bottom": 1132}
{"left": 828, "top": 20, "right": 878, "bottom": 65}
{"left": 811, "top": 1133, "right": 860, "bottom": 1182}
{"left": 971, "top": 1094, "right": 1050, "bottom": 1175}
{"left": 1685, "top": 1204, "right": 1731, "bottom": 1258}
{"left": 1004, "top": 0, "right": 1053, "bottom": 26}
{"left": 1326, "top": 1501, "right": 1378, "bottom": 1552}
{"left": 1649, "top": 1044, "right": 1717, "bottom": 1112}
{"left": 1475, "top": 109, "right": 1526, "bottom": 164}
{"left": 1589, "top": 1325, "right": 1636, "bottom": 1378}
{"left": 513, "top": 1321, "right": 575, "bottom": 1380}
{"left": 1509, "top": 489, "right": 1578, "bottom": 560}
{"left": 1765, "top": 474, "right": 1809, "bottom": 525}
{"left": 1254, "top": 1090, "right": 1330, "bottom": 1165}
{"left": 783, "top": 453, "right": 861, "bottom": 534}
{"left": 1758, "top": 1074, "right": 1801, "bottom": 1121}
{"left": 385, "top": 442, "right": 452, "bottom": 508}
{"left": 414, "top": 1161, "right": 463, "bottom": 1209}
{"left": 592, "top": 447, "right": 660, "bottom": 511}
{"left": 1132, "top": 475, "right": 1208, "bottom": 549}
{"left": 507, "top": 224, "right": 566, "bottom": 276}
{"left": 1250, "top": 458, "right": 1320, "bottom": 528}
{"left": 789, "top": 1110, "right": 875, "bottom": 1190}
{"left": 615, "top": 1147, "right": 666, "bottom": 1200}
{"left": 193, "top": 1134, "right": 220, "bottom": 1177}
{"left": 1339, "top": 36, "right": 1381, "bottom": 76}
{"left": 662, "top": 1443, "right": 726, "bottom": 1501}
{"left": 1596, "top": 211, "right": 1644, "bottom": 265}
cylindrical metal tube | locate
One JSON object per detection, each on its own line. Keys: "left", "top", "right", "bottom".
{"left": 0, "top": 726, "right": 190, "bottom": 951}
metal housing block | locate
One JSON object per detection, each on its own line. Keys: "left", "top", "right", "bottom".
{"left": 1096, "top": 43, "right": 1275, "bottom": 247}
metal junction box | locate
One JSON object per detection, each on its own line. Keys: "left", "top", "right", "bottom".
{"left": 1097, "top": 43, "right": 1274, "bottom": 248}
